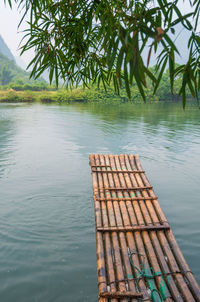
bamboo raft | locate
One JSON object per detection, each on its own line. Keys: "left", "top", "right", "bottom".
{"left": 89, "top": 154, "right": 200, "bottom": 302}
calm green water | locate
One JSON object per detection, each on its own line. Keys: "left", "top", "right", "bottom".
{"left": 0, "top": 102, "right": 199, "bottom": 301}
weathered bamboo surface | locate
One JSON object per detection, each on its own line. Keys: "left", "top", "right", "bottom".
{"left": 89, "top": 154, "right": 200, "bottom": 302}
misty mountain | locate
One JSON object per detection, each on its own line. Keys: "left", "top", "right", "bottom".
{"left": 0, "top": 35, "right": 29, "bottom": 79}
{"left": 0, "top": 36, "right": 44, "bottom": 85}
{"left": 0, "top": 51, "right": 32, "bottom": 82}
{"left": 0, "top": 35, "right": 15, "bottom": 62}
{"left": 0, "top": 35, "right": 29, "bottom": 71}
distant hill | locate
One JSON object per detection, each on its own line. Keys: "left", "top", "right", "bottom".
{"left": 0, "top": 35, "right": 30, "bottom": 82}
{"left": 0, "top": 35, "right": 15, "bottom": 61}
{"left": 0, "top": 35, "right": 46, "bottom": 86}
{"left": 0, "top": 51, "right": 31, "bottom": 82}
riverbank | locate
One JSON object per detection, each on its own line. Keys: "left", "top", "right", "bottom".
{"left": 0, "top": 88, "right": 196, "bottom": 104}
{"left": 0, "top": 88, "right": 134, "bottom": 103}
{"left": 0, "top": 89, "right": 86, "bottom": 103}
{"left": 0, "top": 86, "right": 159, "bottom": 103}
{"left": 0, "top": 88, "right": 179, "bottom": 104}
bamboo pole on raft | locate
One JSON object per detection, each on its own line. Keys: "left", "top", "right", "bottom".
{"left": 121, "top": 154, "right": 184, "bottom": 301}
{"left": 131, "top": 154, "right": 198, "bottom": 301}
{"left": 99, "top": 154, "right": 137, "bottom": 302}
{"left": 109, "top": 154, "right": 173, "bottom": 302}
{"left": 105, "top": 154, "right": 161, "bottom": 301}
{"left": 90, "top": 154, "right": 115, "bottom": 302}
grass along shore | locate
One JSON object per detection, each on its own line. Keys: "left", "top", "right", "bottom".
{"left": 0, "top": 85, "right": 191, "bottom": 104}
{"left": 0, "top": 87, "right": 154, "bottom": 103}
{"left": 0, "top": 89, "right": 88, "bottom": 103}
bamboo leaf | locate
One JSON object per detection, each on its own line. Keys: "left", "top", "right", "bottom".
{"left": 116, "top": 47, "right": 124, "bottom": 77}
{"left": 164, "top": 34, "right": 180, "bottom": 54}
{"left": 169, "top": 48, "right": 174, "bottom": 93}
{"left": 134, "top": 72, "right": 146, "bottom": 102}
{"left": 49, "top": 66, "right": 54, "bottom": 84}
{"left": 182, "top": 85, "right": 186, "bottom": 109}
{"left": 124, "top": 58, "right": 131, "bottom": 100}
{"left": 154, "top": 57, "right": 168, "bottom": 94}
{"left": 144, "top": 67, "right": 157, "bottom": 84}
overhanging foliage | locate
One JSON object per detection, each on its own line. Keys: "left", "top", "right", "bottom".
{"left": 5, "top": 0, "right": 200, "bottom": 107}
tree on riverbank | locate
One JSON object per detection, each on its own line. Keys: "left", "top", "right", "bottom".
{"left": 5, "top": 0, "right": 200, "bottom": 106}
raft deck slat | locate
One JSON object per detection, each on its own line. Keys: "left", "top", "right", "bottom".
{"left": 100, "top": 291, "right": 143, "bottom": 298}
{"left": 94, "top": 196, "right": 158, "bottom": 201}
{"left": 89, "top": 154, "right": 200, "bottom": 302}
{"left": 96, "top": 224, "right": 170, "bottom": 232}
{"left": 103, "top": 186, "right": 153, "bottom": 190}
{"left": 92, "top": 170, "right": 145, "bottom": 173}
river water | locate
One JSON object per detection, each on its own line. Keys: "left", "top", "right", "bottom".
{"left": 0, "top": 102, "right": 199, "bottom": 301}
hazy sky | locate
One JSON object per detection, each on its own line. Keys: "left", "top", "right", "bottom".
{"left": 0, "top": 1, "right": 33, "bottom": 66}
{"left": 0, "top": 1, "right": 194, "bottom": 68}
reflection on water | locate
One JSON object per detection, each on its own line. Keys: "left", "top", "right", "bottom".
{"left": 0, "top": 102, "right": 199, "bottom": 302}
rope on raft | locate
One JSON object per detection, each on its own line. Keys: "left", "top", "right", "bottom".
{"left": 128, "top": 248, "right": 170, "bottom": 301}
